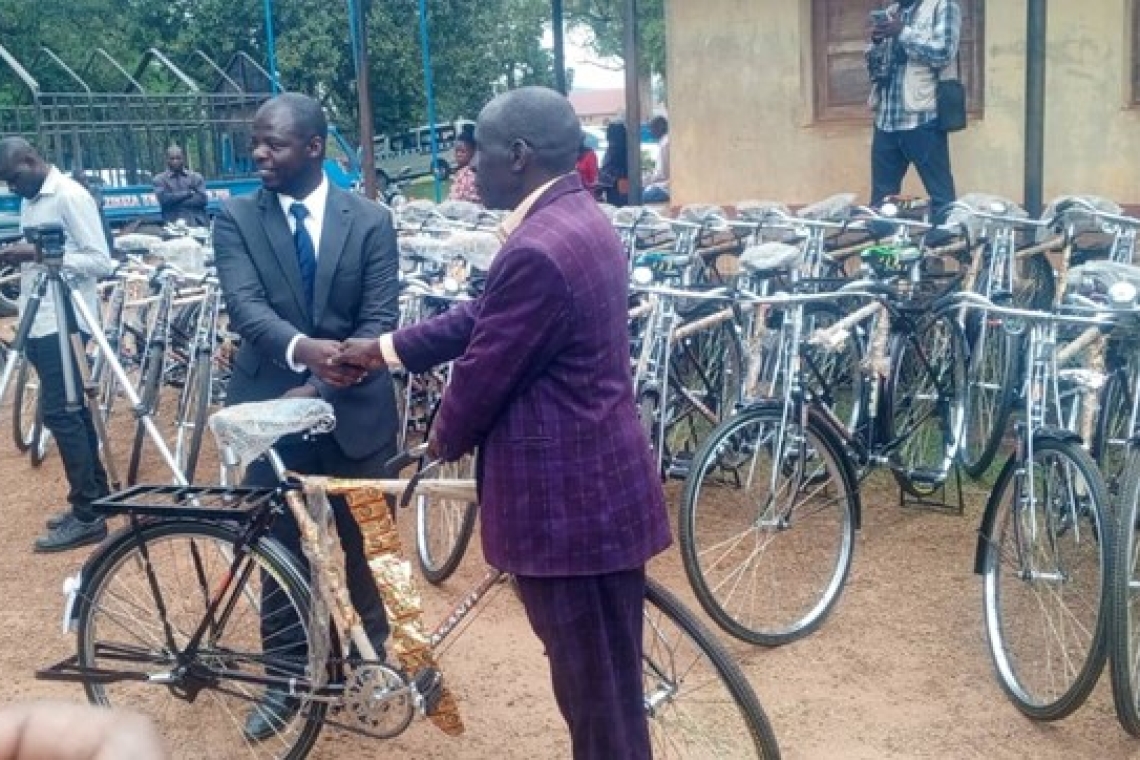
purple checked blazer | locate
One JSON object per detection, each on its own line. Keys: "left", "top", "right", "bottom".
{"left": 393, "top": 174, "right": 671, "bottom": 576}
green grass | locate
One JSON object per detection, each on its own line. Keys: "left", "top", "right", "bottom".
{"left": 405, "top": 178, "right": 450, "bottom": 201}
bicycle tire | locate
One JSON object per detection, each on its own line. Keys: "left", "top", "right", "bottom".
{"left": 126, "top": 344, "right": 166, "bottom": 486}
{"left": 173, "top": 354, "right": 212, "bottom": 484}
{"left": 643, "top": 578, "right": 781, "bottom": 757}
{"left": 415, "top": 454, "right": 478, "bottom": 585}
{"left": 680, "top": 403, "right": 857, "bottom": 646}
{"left": 960, "top": 319, "right": 1019, "bottom": 479}
{"left": 28, "top": 417, "right": 51, "bottom": 467}
{"left": 1093, "top": 367, "right": 1133, "bottom": 498}
{"left": 887, "top": 312, "right": 967, "bottom": 497}
{"left": 1110, "top": 446, "right": 1140, "bottom": 735}
{"left": 979, "top": 436, "right": 1110, "bottom": 720}
{"left": 75, "top": 519, "right": 326, "bottom": 759}
{"left": 11, "top": 357, "right": 37, "bottom": 453}
{"left": 665, "top": 318, "right": 744, "bottom": 465}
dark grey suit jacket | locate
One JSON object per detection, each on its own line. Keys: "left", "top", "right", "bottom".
{"left": 212, "top": 183, "right": 400, "bottom": 459}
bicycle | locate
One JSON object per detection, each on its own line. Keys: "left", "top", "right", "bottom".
{"left": 959, "top": 290, "right": 1119, "bottom": 721}
{"left": 39, "top": 397, "right": 781, "bottom": 759}
{"left": 679, "top": 272, "right": 968, "bottom": 646}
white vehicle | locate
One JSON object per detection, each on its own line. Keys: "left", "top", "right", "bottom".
{"left": 372, "top": 119, "right": 474, "bottom": 187}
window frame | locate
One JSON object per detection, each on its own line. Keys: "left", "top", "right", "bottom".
{"left": 1132, "top": 0, "right": 1140, "bottom": 105}
{"left": 811, "top": 0, "right": 985, "bottom": 123}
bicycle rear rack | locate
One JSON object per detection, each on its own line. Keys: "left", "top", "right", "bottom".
{"left": 91, "top": 484, "right": 280, "bottom": 520}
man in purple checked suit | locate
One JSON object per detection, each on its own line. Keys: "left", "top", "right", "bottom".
{"left": 337, "top": 86, "right": 671, "bottom": 758}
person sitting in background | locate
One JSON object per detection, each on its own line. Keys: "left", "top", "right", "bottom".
{"left": 447, "top": 128, "right": 482, "bottom": 205}
{"left": 153, "top": 145, "right": 209, "bottom": 227}
{"left": 642, "top": 115, "right": 670, "bottom": 204}
{"left": 598, "top": 121, "right": 629, "bottom": 207}
{"left": 576, "top": 136, "right": 599, "bottom": 196}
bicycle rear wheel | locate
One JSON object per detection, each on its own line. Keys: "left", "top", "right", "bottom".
{"left": 979, "top": 437, "right": 1110, "bottom": 720}
{"left": 680, "top": 404, "right": 857, "bottom": 645}
{"left": 887, "top": 312, "right": 966, "bottom": 496}
{"left": 75, "top": 520, "right": 326, "bottom": 759}
{"left": 960, "top": 318, "right": 1019, "bottom": 479}
{"left": 643, "top": 579, "right": 781, "bottom": 758}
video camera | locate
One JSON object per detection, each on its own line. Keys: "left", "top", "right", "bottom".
{"left": 24, "top": 223, "right": 67, "bottom": 261}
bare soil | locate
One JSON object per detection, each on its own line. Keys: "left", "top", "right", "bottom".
{"left": 0, "top": 401, "right": 1136, "bottom": 759}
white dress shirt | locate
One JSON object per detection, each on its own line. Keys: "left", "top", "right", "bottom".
{"left": 18, "top": 167, "right": 115, "bottom": 338}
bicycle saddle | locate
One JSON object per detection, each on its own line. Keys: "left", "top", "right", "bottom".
{"left": 739, "top": 242, "right": 803, "bottom": 274}
{"left": 798, "top": 193, "right": 857, "bottom": 222}
{"left": 1042, "top": 195, "right": 1123, "bottom": 241}
{"left": 735, "top": 200, "right": 791, "bottom": 224}
{"left": 209, "top": 398, "right": 336, "bottom": 468}
{"left": 678, "top": 204, "right": 727, "bottom": 226}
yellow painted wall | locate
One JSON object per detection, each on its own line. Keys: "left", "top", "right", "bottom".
{"left": 665, "top": 0, "right": 1140, "bottom": 207}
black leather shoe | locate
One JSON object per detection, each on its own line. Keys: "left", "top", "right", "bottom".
{"left": 243, "top": 690, "right": 299, "bottom": 743}
{"left": 34, "top": 516, "right": 107, "bottom": 553}
{"left": 45, "top": 510, "right": 71, "bottom": 530}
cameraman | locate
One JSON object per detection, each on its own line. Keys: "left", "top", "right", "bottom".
{"left": 0, "top": 138, "right": 115, "bottom": 552}
{"left": 866, "top": 0, "right": 961, "bottom": 223}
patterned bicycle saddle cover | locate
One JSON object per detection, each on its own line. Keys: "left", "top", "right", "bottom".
{"left": 208, "top": 398, "right": 335, "bottom": 468}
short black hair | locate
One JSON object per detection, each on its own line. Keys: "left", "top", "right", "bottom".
{"left": 259, "top": 92, "right": 328, "bottom": 143}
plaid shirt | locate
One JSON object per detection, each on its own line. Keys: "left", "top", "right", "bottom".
{"left": 873, "top": 0, "right": 961, "bottom": 133}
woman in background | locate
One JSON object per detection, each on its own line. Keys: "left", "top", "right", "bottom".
{"left": 598, "top": 121, "right": 629, "bottom": 207}
{"left": 448, "top": 128, "right": 482, "bottom": 205}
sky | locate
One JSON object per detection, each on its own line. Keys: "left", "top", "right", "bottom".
{"left": 544, "top": 27, "right": 625, "bottom": 91}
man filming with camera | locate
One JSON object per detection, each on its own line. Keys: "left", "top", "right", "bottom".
{"left": 0, "top": 137, "right": 115, "bottom": 552}
{"left": 866, "top": 0, "right": 962, "bottom": 224}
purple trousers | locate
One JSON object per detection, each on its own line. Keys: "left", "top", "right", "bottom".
{"left": 515, "top": 568, "right": 651, "bottom": 760}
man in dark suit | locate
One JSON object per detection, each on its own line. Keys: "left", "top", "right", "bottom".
{"left": 338, "top": 86, "right": 671, "bottom": 759}
{"left": 211, "top": 92, "right": 399, "bottom": 742}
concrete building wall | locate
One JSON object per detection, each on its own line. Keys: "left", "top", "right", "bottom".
{"left": 665, "top": 0, "right": 1140, "bottom": 208}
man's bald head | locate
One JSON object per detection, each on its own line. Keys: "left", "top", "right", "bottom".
{"left": 0, "top": 137, "right": 37, "bottom": 170}
{"left": 472, "top": 87, "right": 582, "bottom": 210}
{"left": 0, "top": 137, "right": 49, "bottom": 199}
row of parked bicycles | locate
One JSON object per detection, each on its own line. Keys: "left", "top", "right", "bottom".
{"left": 9, "top": 187, "right": 1140, "bottom": 755}
{"left": 377, "top": 190, "right": 1140, "bottom": 735}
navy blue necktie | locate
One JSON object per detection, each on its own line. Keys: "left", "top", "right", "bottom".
{"left": 289, "top": 202, "right": 317, "bottom": 306}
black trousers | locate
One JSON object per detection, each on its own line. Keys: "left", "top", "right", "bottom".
{"left": 26, "top": 334, "right": 109, "bottom": 523}
{"left": 244, "top": 433, "right": 394, "bottom": 673}
{"left": 871, "top": 121, "right": 957, "bottom": 224}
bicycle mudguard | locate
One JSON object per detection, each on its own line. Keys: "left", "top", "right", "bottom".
{"left": 972, "top": 427, "right": 1083, "bottom": 575}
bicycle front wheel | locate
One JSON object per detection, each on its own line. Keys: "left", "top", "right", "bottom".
{"left": 12, "top": 357, "right": 38, "bottom": 453}
{"left": 76, "top": 520, "right": 326, "bottom": 759}
{"left": 980, "top": 437, "right": 1111, "bottom": 720}
{"left": 644, "top": 579, "right": 780, "bottom": 758}
{"left": 1110, "top": 446, "right": 1140, "bottom": 735}
{"left": 680, "top": 404, "right": 857, "bottom": 645}
{"left": 416, "top": 453, "right": 478, "bottom": 585}
{"left": 173, "top": 355, "right": 213, "bottom": 483}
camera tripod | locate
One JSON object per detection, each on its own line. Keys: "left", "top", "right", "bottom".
{"left": 0, "top": 230, "right": 188, "bottom": 488}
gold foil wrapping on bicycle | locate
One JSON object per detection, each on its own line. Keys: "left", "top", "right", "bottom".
{"left": 328, "top": 480, "right": 466, "bottom": 737}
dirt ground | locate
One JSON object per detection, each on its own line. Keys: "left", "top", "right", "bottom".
{"left": 1, "top": 398, "right": 1138, "bottom": 760}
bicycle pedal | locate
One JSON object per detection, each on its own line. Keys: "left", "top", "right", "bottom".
{"left": 906, "top": 468, "right": 944, "bottom": 486}
{"left": 412, "top": 667, "right": 444, "bottom": 715}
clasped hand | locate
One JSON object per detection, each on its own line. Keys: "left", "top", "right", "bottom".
{"left": 293, "top": 336, "right": 387, "bottom": 388}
